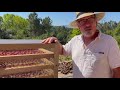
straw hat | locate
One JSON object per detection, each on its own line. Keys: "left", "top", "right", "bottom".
{"left": 70, "top": 12, "right": 105, "bottom": 28}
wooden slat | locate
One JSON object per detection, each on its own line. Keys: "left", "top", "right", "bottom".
{"left": 39, "top": 48, "right": 54, "bottom": 54}
{"left": 0, "top": 53, "right": 54, "bottom": 63}
{"left": 0, "top": 64, "right": 54, "bottom": 76}
{"left": 42, "top": 58, "right": 54, "bottom": 65}
{"left": 13, "top": 75, "right": 54, "bottom": 78}
{"left": 22, "top": 75, "right": 54, "bottom": 78}
{"left": 0, "top": 58, "right": 55, "bottom": 70}
{"left": 36, "top": 75, "right": 54, "bottom": 78}
{"left": 0, "top": 43, "right": 55, "bottom": 50}
{"left": 0, "top": 70, "right": 54, "bottom": 78}
{"left": 53, "top": 43, "right": 59, "bottom": 78}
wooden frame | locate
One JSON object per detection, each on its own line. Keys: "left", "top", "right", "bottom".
{"left": 0, "top": 41, "right": 59, "bottom": 78}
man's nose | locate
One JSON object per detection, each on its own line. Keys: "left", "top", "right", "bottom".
{"left": 85, "top": 22, "right": 91, "bottom": 27}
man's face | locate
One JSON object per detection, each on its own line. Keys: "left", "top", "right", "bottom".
{"left": 76, "top": 15, "right": 97, "bottom": 38}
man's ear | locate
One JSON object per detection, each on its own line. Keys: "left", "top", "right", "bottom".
{"left": 96, "top": 21, "right": 98, "bottom": 25}
{"left": 96, "top": 21, "right": 98, "bottom": 29}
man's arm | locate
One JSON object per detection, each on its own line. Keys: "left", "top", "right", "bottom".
{"left": 108, "top": 37, "right": 120, "bottom": 78}
{"left": 113, "top": 67, "right": 120, "bottom": 78}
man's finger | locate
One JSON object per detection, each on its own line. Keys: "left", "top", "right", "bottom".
{"left": 44, "top": 38, "right": 51, "bottom": 44}
{"left": 41, "top": 39, "right": 46, "bottom": 43}
{"left": 48, "top": 37, "right": 54, "bottom": 43}
{"left": 54, "top": 40, "right": 58, "bottom": 43}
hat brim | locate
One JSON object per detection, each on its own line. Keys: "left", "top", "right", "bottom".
{"left": 70, "top": 12, "right": 105, "bottom": 28}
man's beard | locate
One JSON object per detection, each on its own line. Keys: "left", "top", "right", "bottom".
{"left": 82, "top": 30, "right": 95, "bottom": 37}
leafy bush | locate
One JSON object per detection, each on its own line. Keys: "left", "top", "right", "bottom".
{"left": 59, "top": 55, "right": 72, "bottom": 62}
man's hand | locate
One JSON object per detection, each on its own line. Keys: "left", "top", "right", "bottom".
{"left": 42, "top": 37, "right": 59, "bottom": 44}
{"left": 42, "top": 37, "right": 64, "bottom": 55}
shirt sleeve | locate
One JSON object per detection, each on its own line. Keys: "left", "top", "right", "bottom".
{"left": 108, "top": 37, "right": 120, "bottom": 69}
{"left": 62, "top": 36, "right": 77, "bottom": 56}
{"left": 62, "top": 40, "right": 72, "bottom": 56}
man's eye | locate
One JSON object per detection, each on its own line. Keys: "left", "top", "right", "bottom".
{"left": 80, "top": 19, "right": 86, "bottom": 22}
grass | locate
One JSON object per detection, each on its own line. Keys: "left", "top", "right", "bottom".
{"left": 59, "top": 55, "right": 72, "bottom": 62}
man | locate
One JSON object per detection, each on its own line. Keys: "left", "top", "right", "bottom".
{"left": 42, "top": 12, "right": 120, "bottom": 78}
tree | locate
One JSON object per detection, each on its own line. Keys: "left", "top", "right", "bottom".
{"left": 27, "top": 12, "right": 42, "bottom": 37}
{"left": 69, "top": 28, "right": 81, "bottom": 40}
{"left": 112, "top": 24, "right": 120, "bottom": 46}
{"left": 41, "top": 16, "right": 52, "bottom": 34}
{"left": 0, "top": 16, "right": 3, "bottom": 30}
{"left": 2, "top": 14, "right": 29, "bottom": 39}
{"left": 98, "top": 21, "right": 118, "bottom": 33}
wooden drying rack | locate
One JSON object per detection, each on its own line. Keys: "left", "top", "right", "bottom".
{"left": 0, "top": 41, "right": 59, "bottom": 78}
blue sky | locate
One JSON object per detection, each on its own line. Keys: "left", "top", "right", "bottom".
{"left": 0, "top": 12, "right": 120, "bottom": 26}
